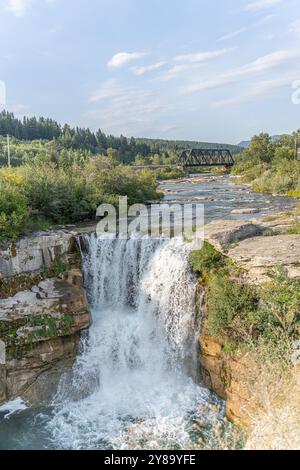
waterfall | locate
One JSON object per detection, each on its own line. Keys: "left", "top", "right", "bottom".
{"left": 47, "top": 236, "right": 223, "bottom": 450}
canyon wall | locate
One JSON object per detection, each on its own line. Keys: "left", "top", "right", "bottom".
{"left": 0, "top": 231, "right": 91, "bottom": 405}
{"left": 199, "top": 217, "right": 300, "bottom": 428}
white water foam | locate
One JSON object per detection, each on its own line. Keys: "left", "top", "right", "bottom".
{"left": 47, "top": 236, "right": 223, "bottom": 450}
{"left": 0, "top": 398, "right": 28, "bottom": 420}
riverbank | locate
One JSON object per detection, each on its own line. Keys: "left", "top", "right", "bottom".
{"left": 192, "top": 217, "right": 300, "bottom": 448}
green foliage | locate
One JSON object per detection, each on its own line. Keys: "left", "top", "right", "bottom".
{"left": 22, "top": 163, "right": 92, "bottom": 223}
{"left": 0, "top": 154, "right": 162, "bottom": 240}
{"left": 1, "top": 110, "right": 242, "bottom": 168}
{"left": 0, "top": 184, "right": 29, "bottom": 241}
{"left": 287, "top": 222, "right": 300, "bottom": 234}
{"left": 192, "top": 242, "right": 300, "bottom": 358}
{"left": 189, "top": 242, "right": 230, "bottom": 278}
{"left": 287, "top": 189, "right": 300, "bottom": 199}
{"left": 206, "top": 274, "right": 259, "bottom": 343}
{"left": 247, "top": 133, "right": 275, "bottom": 163}
{"left": 233, "top": 130, "right": 300, "bottom": 197}
{"left": 259, "top": 269, "right": 300, "bottom": 339}
{"left": 205, "top": 267, "right": 300, "bottom": 352}
{"left": 154, "top": 167, "right": 184, "bottom": 180}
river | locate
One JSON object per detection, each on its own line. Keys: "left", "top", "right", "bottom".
{"left": 0, "top": 175, "right": 296, "bottom": 450}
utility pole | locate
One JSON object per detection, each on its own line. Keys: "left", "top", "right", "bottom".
{"left": 7, "top": 134, "right": 11, "bottom": 168}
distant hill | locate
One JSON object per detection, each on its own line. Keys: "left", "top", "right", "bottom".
{"left": 238, "top": 140, "right": 251, "bottom": 149}
{"left": 136, "top": 138, "right": 242, "bottom": 154}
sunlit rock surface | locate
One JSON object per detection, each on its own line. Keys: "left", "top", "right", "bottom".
{"left": 228, "top": 234, "right": 300, "bottom": 284}
{"left": 0, "top": 231, "right": 74, "bottom": 279}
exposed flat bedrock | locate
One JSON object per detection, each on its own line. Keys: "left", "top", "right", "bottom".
{"left": 204, "top": 217, "right": 300, "bottom": 284}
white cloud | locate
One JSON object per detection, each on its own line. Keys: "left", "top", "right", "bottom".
{"left": 156, "top": 49, "right": 228, "bottom": 81}
{"left": 173, "top": 49, "right": 228, "bottom": 64}
{"left": 245, "top": 0, "right": 281, "bottom": 12}
{"left": 218, "top": 28, "right": 246, "bottom": 42}
{"left": 87, "top": 79, "right": 168, "bottom": 136}
{"left": 182, "top": 49, "right": 300, "bottom": 94}
{"left": 239, "top": 49, "right": 300, "bottom": 74}
{"left": 289, "top": 20, "right": 300, "bottom": 35}
{"left": 5, "top": 0, "right": 32, "bottom": 16}
{"left": 131, "top": 61, "right": 166, "bottom": 76}
{"left": 213, "top": 75, "right": 294, "bottom": 107}
{"left": 3, "top": 0, "right": 56, "bottom": 17}
{"left": 107, "top": 51, "right": 148, "bottom": 69}
{"left": 157, "top": 63, "right": 207, "bottom": 82}
{"left": 89, "top": 79, "right": 122, "bottom": 102}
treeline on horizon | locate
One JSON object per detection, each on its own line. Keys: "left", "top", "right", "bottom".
{"left": 0, "top": 110, "right": 241, "bottom": 166}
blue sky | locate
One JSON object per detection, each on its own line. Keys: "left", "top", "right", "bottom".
{"left": 0, "top": 0, "right": 300, "bottom": 143}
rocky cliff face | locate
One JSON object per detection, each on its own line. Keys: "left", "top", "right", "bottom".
{"left": 199, "top": 217, "right": 300, "bottom": 428}
{"left": 199, "top": 335, "right": 257, "bottom": 428}
{"left": 0, "top": 232, "right": 91, "bottom": 406}
{"left": 0, "top": 231, "right": 75, "bottom": 279}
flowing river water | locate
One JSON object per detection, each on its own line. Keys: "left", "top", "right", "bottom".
{"left": 0, "top": 175, "right": 297, "bottom": 450}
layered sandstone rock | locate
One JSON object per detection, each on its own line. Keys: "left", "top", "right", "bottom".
{"left": 201, "top": 219, "right": 300, "bottom": 428}
{"left": 0, "top": 231, "right": 75, "bottom": 279}
{"left": 200, "top": 336, "right": 258, "bottom": 428}
{"left": 0, "top": 269, "right": 91, "bottom": 405}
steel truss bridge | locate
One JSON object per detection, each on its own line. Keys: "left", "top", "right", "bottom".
{"left": 178, "top": 148, "right": 234, "bottom": 168}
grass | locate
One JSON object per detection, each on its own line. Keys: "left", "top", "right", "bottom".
{"left": 189, "top": 241, "right": 232, "bottom": 279}
{"left": 287, "top": 224, "right": 300, "bottom": 235}
{"left": 287, "top": 189, "right": 300, "bottom": 199}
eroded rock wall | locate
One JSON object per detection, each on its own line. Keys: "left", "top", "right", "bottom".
{"left": 0, "top": 231, "right": 75, "bottom": 279}
{"left": 0, "top": 231, "right": 91, "bottom": 405}
{"left": 199, "top": 218, "right": 300, "bottom": 428}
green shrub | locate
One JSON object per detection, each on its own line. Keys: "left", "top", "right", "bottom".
{"left": 189, "top": 242, "right": 230, "bottom": 278}
{"left": 0, "top": 185, "right": 29, "bottom": 241}
{"left": 154, "top": 167, "right": 184, "bottom": 180}
{"left": 205, "top": 266, "right": 300, "bottom": 351}
{"left": 288, "top": 189, "right": 300, "bottom": 199}
{"left": 206, "top": 274, "right": 259, "bottom": 343}
{"left": 259, "top": 269, "right": 300, "bottom": 340}
{"left": 22, "top": 164, "right": 91, "bottom": 223}
{"left": 20, "top": 158, "right": 162, "bottom": 225}
{"left": 232, "top": 132, "right": 300, "bottom": 197}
